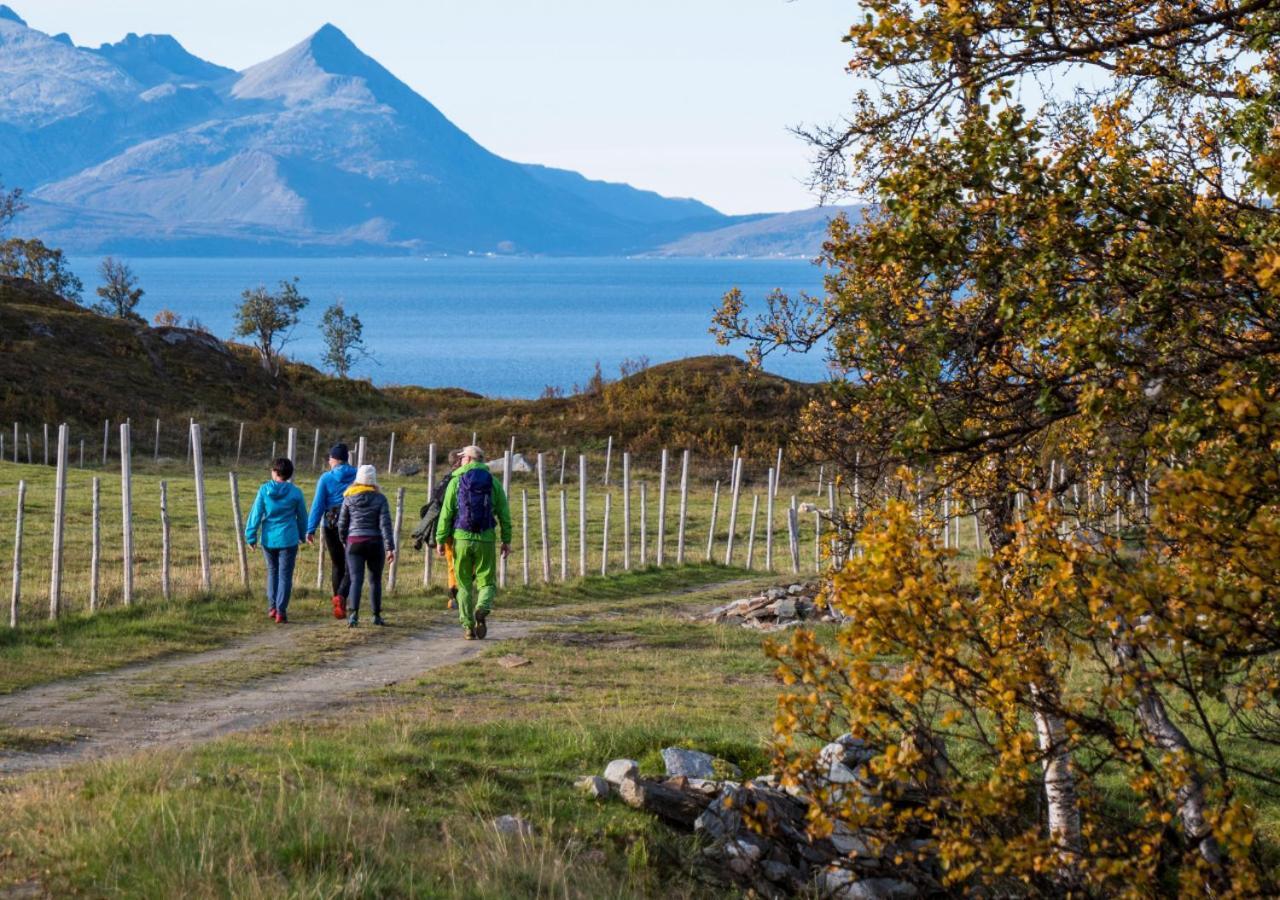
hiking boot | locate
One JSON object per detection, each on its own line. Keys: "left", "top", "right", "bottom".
{"left": 475, "top": 609, "right": 488, "bottom": 640}
{"left": 268, "top": 608, "right": 278, "bottom": 621}
{"left": 372, "top": 615, "right": 385, "bottom": 626}
{"left": 348, "top": 614, "right": 359, "bottom": 628}
{"left": 447, "top": 587, "right": 458, "bottom": 610}
{"left": 464, "top": 627, "right": 476, "bottom": 640}
{"left": 276, "top": 612, "right": 288, "bottom": 624}
{"left": 332, "top": 594, "right": 347, "bottom": 619}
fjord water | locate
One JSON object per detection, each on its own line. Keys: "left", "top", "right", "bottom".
{"left": 71, "top": 256, "right": 830, "bottom": 397}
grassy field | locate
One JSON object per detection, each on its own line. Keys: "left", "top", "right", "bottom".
{"left": 0, "top": 569, "right": 783, "bottom": 898}
{"left": 0, "top": 448, "right": 896, "bottom": 625}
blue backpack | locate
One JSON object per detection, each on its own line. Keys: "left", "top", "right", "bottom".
{"left": 454, "top": 467, "right": 495, "bottom": 533}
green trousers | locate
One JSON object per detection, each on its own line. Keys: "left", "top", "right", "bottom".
{"left": 453, "top": 538, "right": 497, "bottom": 628}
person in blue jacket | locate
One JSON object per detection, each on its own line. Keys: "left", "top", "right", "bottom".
{"left": 245, "top": 457, "right": 308, "bottom": 623}
{"left": 306, "top": 443, "right": 358, "bottom": 619}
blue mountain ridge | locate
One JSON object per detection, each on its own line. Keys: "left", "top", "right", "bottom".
{"left": 2, "top": 9, "right": 814, "bottom": 256}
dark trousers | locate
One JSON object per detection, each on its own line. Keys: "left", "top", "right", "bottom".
{"left": 345, "top": 539, "right": 385, "bottom": 616}
{"left": 323, "top": 523, "right": 351, "bottom": 599}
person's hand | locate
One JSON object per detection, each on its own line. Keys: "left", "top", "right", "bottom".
{"left": 305, "top": 533, "right": 314, "bottom": 545}
{"left": 386, "top": 550, "right": 396, "bottom": 564}
{"left": 436, "top": 545, "right": 447, "bottom": 558}
{"left": 500, "top": 543, "right": 511, "bottom": 559}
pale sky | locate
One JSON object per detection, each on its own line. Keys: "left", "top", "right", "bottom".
{"left": 22, "top": 1, "right": 857, "bottom": 215}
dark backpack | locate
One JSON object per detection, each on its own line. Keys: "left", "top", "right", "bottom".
{"left": 454, "top": 467, "right": 495, "bottom": 533}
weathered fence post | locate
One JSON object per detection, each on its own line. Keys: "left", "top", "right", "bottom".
{"left": 601, "top": 492, "right": 611, "bottom": 576}
{"left": 102, "top": 420, "right": 110, "bottom": 465}
{"left": 236, "top": 422, "right": 245, "bottom": 468}
{"left": 286, "top": 426, "right": 298, "bottom": 464}
{"left": 537, "top": 453, "right": 551, "bottom": 583}
{"left": 270, "top": 441, "right": 277, "bottom": 462}
{"left": 578, "top": 455, "right": 587, "bottom": 577}
{"left": 312, "top": 428, "right": 321, "bottom": 471}
{"left": 90, "top": 477, "right": 101, "bottom": 611}
{"left": 765, "top": 467, "right": 775, "bottom": 571}
{"left": 603, "top": 436, "right": 613, "bottom": 486}
{"left": 521, "top": 490, "right": 530, "bottom": 586}
{"left": 48, "top": 423, "right": 68, "bottom": 619}
{"left": 11, "top": 422, "right": 16, "bottom": 463}
{"left": 387, "top": 432, "right": 396, "bottom": 474}
{"left": 559, "top": 448, "right": 567, "bottom": 486}
{"left": 724, "top": 457, "right": 743, "bottom": 567}
{"left": 676, "top": 449, "right": 690, "bottom": 564}
{"left": 43, "top": 422, "right": 49, "bottom": 467}
{"left": 10, "top": 479, "right": 25, "bottom": 628}
{"left": 156, "top": 479, "right": 169, "bottom": 601}
{"left": 154, "top": 418, "right": 161, "bottom": 462}
{"left": 814, "top": 510, "right": 821, "bottom": 574}
{"left": 746, "top": 494, "right": 760, "bottom": 570}
{"left": 229, "top": 471, "right": 249, "bottom": 590}
{"left": 191, "top": 422, "right": 211, "bottom": 593}
{"left": 774, "top": 447, "right": 783, "bottom": 497}
{"left": 357, "top": 436, "right": 366, "bottom": 467}
{"left": 705, "top": 480, "right": 721, "bottom": 562}
{"left": 79, "top": 439, "right": 85, "bottom": 469}
{"left": 186, "top": 417, "right": 194, "bottom": 467}
{"left": 656, "top": 448, "right": 668, "bottom": 566}
{"left": 317, "top": 530, "right": 327, "bottom": 589}
{"left": 389, "top": 486, "right": 405, "bottom": 593}
{"left": 25, "top": 432, "right": 31, "bottom": 465}
{"left": 622, "top": 452, "right": 632, "bottom": 570}
{"left": 120, "top": 423, "right": 134, "bottom": 604}
{"left": 558, "top": 490, "right": 568, "bottom": 581}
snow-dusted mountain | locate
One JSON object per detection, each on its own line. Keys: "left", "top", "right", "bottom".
{"left": 2, "top": 8, "right": 753, "bottom": 255}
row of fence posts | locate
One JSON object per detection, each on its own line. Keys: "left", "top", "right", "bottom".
{"left": 6, "top": 422, "right": 829, "bottom": 625}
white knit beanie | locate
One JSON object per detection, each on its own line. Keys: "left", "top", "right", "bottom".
{"left": 355, "top": 464, "right": 378, "bottom": 486}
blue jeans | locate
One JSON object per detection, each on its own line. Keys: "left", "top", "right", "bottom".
{"left": 262, "top": 545, "right": 299, "bottom": 615}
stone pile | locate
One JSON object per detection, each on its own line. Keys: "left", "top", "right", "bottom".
{"left": 579, "top": 739, "right": 940, "bottom": 899}
{"left": 698, "top": 582, "right": 843, "bottom": 632}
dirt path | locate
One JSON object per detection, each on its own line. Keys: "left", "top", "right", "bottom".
{"left": 0, "top": 617, "right": 535, "bottom": 776}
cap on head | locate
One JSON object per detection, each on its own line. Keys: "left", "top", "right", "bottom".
{"left": 329, "top": 443, "right": 349, "bottom": 463}
{"left": 354, "top": 464, "right": 378, "bottom": 486}
{"left": 460, "top": 444, "right": 485, "bottom": 462}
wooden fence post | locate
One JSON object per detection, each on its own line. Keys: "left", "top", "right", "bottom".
{"left": 765, "top": 467, "right": 775, "bottom": 571}
{"left": 537, "top": 452, "right": 551, "bottom": 583}
{"left": 120, "top": 423, "right": 134, "bottom": 604}
{"left": 521, "top": 490, "right": 530, "bottom": 585}
{"left": 154, "top": 418, "right": 161, "bottom": 462}
{"left": 287, "top": 427, "right": 298, "bottom": 464}
{"left": 270, "top": 441, "right": 277, "bottom": 462}
{"left": 25, "top": 432, "right": 31, "bottom": 465}
{"left": 11, "top": 422, "right": 16, "bottom": 463}
{"left": 578, "top": 455, "right": 587, "bottom": 578}
{"left": 43, "top": 422, "right": 49, "bottom": 467}
{"left": 676, "top": 449, "right": 690, "bottom": 564}
{"left": 191, "top": 422, "right": 211, "bottom": 593}
{"left": 103, "top": 419, "right": 111, "bottom": 465}
{"left": 10, "top": 479, "right": 24, "bottom": 628}
{"left": 312, "top": 428, "right": 321, "bottom": 471}
{"left": 622, "top": 452, "right": 632, "bottom": 570}
{"left": 229, "top": 471, "right": 249, "bottom": 590}
{"left": 236, "top": 422, "right": 245, "bottom": 468}
{"left": 724, "top": 457, "right": 742, "bottom": 567}
{"left": 79, "top": 439, "right": 85, "bottom": 470}
{"left": 601, "top": 492, "right": 611, "bottom": 576}
{"left": 186, "top": 417, "right": 194, "bottom": 467}
{"left": 774, "top": 447, "right": 783, "bottom": 497}
{"left": 389, "top": 486, "right": 404, "bottom": 593}
{"left": 48, "top": 423, "right": 68, "bottom": 619}
{"left": 90, "top": 477, "right": 101, "bottom": 611}
{"left": 814, "top": 510, "right": 821, "bottom": 573}
{"left": 603, "top": 436, "right": 613, "bottom": 486}
{"left": 746, "top": 494, "right": 760, "bottom": 570}
{"left": 357, "top": 436, "right": 366, "bottom": 468}
{"left": 559, "top": 448, "right": 567, "bottom": 486}
{"left": 558, "top": 490, "right": 568, "bottom": 581}
{"left": 317, "top": 530, "right": 327, "bottom": 589}
{"left": 387, "top": 432, "right": 396, "bottom": 474}
{"left": 656, "top": 448, "right": 668, "bottom": 566}
{"left": 159, "top": 480, "right": 171, "bottom": 601}
{"left": 705, "top": 480, "right": 721, "bottom": 562}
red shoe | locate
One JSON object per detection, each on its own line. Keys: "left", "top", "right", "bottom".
{"left": 332, "top": 594, "right": 347, "bottom": 619}
{"left": 270, "top": 609, "right": 280, "bottom": 622}
{"left": 276, "top": 612, "right": 288, "bottom": 624}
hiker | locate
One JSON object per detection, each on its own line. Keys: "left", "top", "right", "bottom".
{"left": 435, "top": 445, "right": 511, "bottom": 640}
{"left": 306, "top": 443, "right": 358, "bottom": 620}
{"left": 412, "top": 449, "right": 463, "bottom": 609}
{"left": 338, "top": 464, "right": 396, "bottom": 627}
{"left": 244, "top": 457, "right": 308, "bottom": 624}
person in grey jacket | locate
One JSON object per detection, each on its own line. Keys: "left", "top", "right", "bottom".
{"left": 337, "top": 464, "right": 396, "bottom": 627}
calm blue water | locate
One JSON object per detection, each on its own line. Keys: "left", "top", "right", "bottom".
{"left": 68, "top": 256, "right": 830, "bottom": 397}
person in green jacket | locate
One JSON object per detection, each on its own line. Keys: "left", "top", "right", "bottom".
{"left": 435, "top": 445, "right": 512, "bottom": 639}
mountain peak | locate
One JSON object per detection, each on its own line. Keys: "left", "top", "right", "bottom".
{"left": 92, "top": 32, "right": 233, "bottom": 88}
{"left": 0, "top": 5, "right": 26, "bottom": 26}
